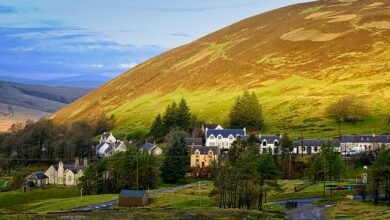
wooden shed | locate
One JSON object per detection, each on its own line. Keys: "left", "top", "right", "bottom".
{"left": 119, "top": 190, "right": 148, "bottom": 207}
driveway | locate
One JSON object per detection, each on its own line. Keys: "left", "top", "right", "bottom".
{"left": 72, "top": 181, "right": 211, "bottom": 211}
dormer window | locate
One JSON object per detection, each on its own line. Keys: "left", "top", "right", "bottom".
{"left": 209, "top": 135, "right": 215, "bottom": 139}
{"left": 228, "top": 135, "right": 234, "bottom": 140}
{"left": 262, "top": 141, "right": 267, "bottom": 146}
{"left": 195, "top": 150, "right": 200, "bottom": 157}
{"left": 208, "top": 150, "right": 213, "bottom": 157}
{"left": 274, "top": 141, "right": 279, "bottom": 146}
{"left": 217, "top": 135, "right": 222, "bottom": 140}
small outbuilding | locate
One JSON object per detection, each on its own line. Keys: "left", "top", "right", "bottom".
{"left": 119, "top": 190, "right": 148, "bottom": 207}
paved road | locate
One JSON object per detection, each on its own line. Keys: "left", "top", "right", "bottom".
{"left": 72, "top": 181, "right": 211, "bottom": 211}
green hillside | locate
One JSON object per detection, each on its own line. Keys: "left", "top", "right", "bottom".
{"left": 51, "top": 0, "right": 390, "bottom": 138}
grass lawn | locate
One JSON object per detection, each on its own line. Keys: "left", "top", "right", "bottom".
{"left": 0, "top": 187, "right": 79, "bottom": 212}
{"left": 327, "top": 199, "right": 390, "bottom": 219}
{"left": 21, "top": 194, "right": 118, "bottom": 212}
{"left": 149, "top": 183, "right": 215, "bottom": 208}
{"left": 0, "top": 208, "right": 285, "bottom": 220}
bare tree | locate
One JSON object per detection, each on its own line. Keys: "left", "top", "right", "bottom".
{"left": 326, "top": 95, "right": 369, "bottom": 137}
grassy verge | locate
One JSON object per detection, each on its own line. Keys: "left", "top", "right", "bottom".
{"left": 327, "top": 199, "right": 390, "bottom": 219}
{"left": 0, "top": 208, "right": 285, "bottom": 220}
{"left": 149, "top": 183, "right": 214, "bottom": 208}
{"left": 20, "top": 194, "right": 118, "bottom": 212}
{"left": 0, "top": 187, "right": 79, "bottom": 212}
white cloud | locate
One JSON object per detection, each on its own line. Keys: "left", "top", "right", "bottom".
{"left": 117, "top": 62, "right": 137, "bottom": 69}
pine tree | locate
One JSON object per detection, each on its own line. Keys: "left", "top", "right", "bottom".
{"left": 229, "top": 91, "right": 263, "bottom": 132}
{"left": 162, "top": 102, "right": 178, "bottom": 134}
{"left": 160, "top": 129, "right": 189, "bottom": 183}
{"left": 176, "top": 99, "right": 192, "bottom": 132}
{"left": 150, "top": 114, "right": 164, "bottom": 139}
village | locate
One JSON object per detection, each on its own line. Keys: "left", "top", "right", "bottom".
{"left": 1, "top": 92, "right": 390, "bottom": 219}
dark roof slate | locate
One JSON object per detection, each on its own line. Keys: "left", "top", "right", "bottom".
{"left": 206, "top": 129, "right": 245, "bottom": 138}
{"left": 119, "top": 190, "right": 146, "bottom": 198}
{"left": 185, "top": 138, "right": 203, "bottom": 146}
{"left": 191, "top": 146, "right": 220, "bottom": 155}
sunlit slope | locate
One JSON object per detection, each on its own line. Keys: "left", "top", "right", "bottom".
{"left": 51, "top": 0, "right": 390, "bottom": 137}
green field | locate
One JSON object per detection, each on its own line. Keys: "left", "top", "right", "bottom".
{"left": 149, "top": 183, "right": 215, "bottom": 209}
{"left": 0, "top": 188, "right": 79, "bottom": 212}
{"left": 327, "top": 200, "right": 390, "bottom": 220}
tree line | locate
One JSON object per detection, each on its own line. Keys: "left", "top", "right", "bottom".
{"left": 0, "top": 116, "right": 114, "bottom": 174}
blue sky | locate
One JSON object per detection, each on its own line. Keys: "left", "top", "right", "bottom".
{"left": 0, "top": 0, "right": 308, "bottom": 81}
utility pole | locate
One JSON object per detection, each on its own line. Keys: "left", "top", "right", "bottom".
{"left": 301, "top": 132, "right": 304, "bottom": 157}
{"left": 136, "top": 151, "right": 139, "bottom": 190}
{"left": 288, "top": 153, "right": 292, "bottom": 179}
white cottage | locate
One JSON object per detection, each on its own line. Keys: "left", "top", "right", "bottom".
{"left": 45, "top": 158, "right": 87, "bottom": 186}
{"left": 205, "top": 128, "right": 246, "bottom": 149}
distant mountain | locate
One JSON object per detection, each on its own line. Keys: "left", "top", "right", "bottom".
{"left": 0, "top": 75, "right": 112, "bottom": 88}
{"left": 0, "top": 80, "right": 90, "bottom": 131}
{"left": 51, "top": 0, "right": 390, "bottom": 137}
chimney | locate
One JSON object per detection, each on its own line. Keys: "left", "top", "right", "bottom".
{"left": 83, "top": 157, "right": 88, "bottom": 167}
{"left": 74, "top": 157, "right": 79, "bottom": 168}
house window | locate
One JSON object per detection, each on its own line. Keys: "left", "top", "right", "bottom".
{"left": 210, "top": 142, "right": 215, "bottom": 147}
{"left": 68, "top": 176, "right": 72, "bottom": 182}
{"left": 274, "top": 147, "right": 278, "bottom": 155}
{"left": 314, "top": 147, "right": 318, "bottom": 152}
{"left": 210, "top": 135, "right": 215, "bottom": 139}
{"left": 195, "top": 150, "right": 200, "bottom": 157}
{"left": 228, "top": 135, "right": 234, "bottom": 140}
{"left": 196, "top": 159, "right": 199, "bottom": 166}
{"left": 262, "top": 141, "right": 267, "bottom": 147}
{"left": 217, "top": 135, "right": 222, "bottom": 140}
{"left": 208, "top": 151, "right": 213, "bottom": 157}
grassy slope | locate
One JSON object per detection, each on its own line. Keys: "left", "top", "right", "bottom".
{"left": 0, "top": 188, "right": 79, "bottom": 212}
{"left": 327, "top": 200, "right": 390, "bottom": 219}
{"left": 51, "top": 0, "right": 390, "bottom": 138}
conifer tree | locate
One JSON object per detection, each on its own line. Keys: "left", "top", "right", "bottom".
{"left": 160, "top": 129, "right": 189, "bottom": 183}
{"left": 229, "top": 91, "right": 263, "bottom": 131}
{"left": 176, "top": 99, "right": 192, "bottom": 132}
{"left": 149, "top": 114, "right": 164, "bottom": 139}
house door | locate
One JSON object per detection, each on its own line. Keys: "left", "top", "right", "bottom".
{"left": 307, "top": 147, "right": 312, "bottom": 155}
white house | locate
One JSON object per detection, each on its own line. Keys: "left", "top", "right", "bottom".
{"left": 340, "top": 135, "right": 390, "bottom": 152}
{"left": 293, "top": 139, "right": 340, "bottom": 155}
{"left": 257, "top": 135, "right": 282, "bottom": 155}
{"left": 100, "top": 132, "right": 117, "bottom": 143}
{"left": 64, "top": 169, "right": 84, "bottom": 186}
{"left": 45, "top": 158, "right": 87, "bottom": 186}
{"left": 205, "top": 128, "right": 246, "bottom": 149}
{"left": 97, "top": 132, "right": 128, "bottom": 158}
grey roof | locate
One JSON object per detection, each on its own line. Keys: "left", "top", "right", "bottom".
{"left": 203, "top": 124, "right": 220, "bottom": 130}
{"left": 191, "top": 146, "right": 220, "bottom": 155}
{"left": 206, "top": 129, "right": 245, "bottom": 138}
{"left": 185, "top": 138, "right": 203, "bottom": 146}
{"left": 97, "top": 142, "right": 108, "bottom": 150}
{"left": 142, "top": 143, "right": 156, "bottom": 150}
{"left": 294, "top": 139, "right": 340, "bottom": 147}
{"left": 257, "top": 136, "right": 281, "bottom": 143}
{"left": 28, "top": 172, "right": 48, "bottom": 180}
{"left": 119, "top": 190, "right": 146, "bottom": 198}
{"left": 341, "top": 135, "right": 390, "bottom": 144}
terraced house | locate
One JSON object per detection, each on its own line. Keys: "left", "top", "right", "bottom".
{"left": 340, "top": 135, "right": 390, "bottom": 152}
